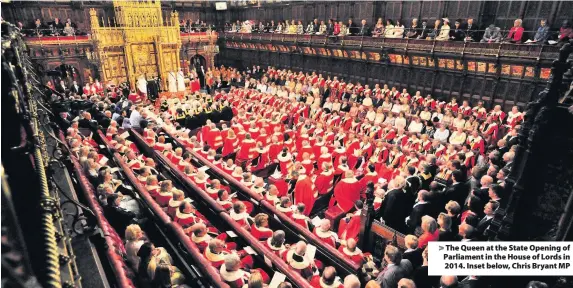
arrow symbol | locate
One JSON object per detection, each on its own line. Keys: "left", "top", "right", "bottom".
{"left": 439, "top": 246, "right": 444, "bottom": 251}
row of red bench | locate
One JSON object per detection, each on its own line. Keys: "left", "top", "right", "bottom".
{"left": 102, "top": 130, "right": 311, "bottom": 287}
{"left": 58, "top": 130, "right": 137, "bottom": 288}
{"left": 151, "top": 128, "right": 362, "bottom": 276}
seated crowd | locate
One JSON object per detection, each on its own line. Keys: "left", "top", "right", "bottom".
{"left": 226, "top": 16, "right": 573, "bottom": 45}
{"left": 62, "top": 63, "right": 524, "bottom": 287}
{"left": 20, "top": 17, "right": 80, "bottom": 37}
{"left": 65, "top": 119, "right": 188, "bottom": 287}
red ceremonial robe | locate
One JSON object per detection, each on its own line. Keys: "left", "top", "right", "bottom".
{"left": 337, "top": 246, "right": 364, "bottom": 266}
{"left": 337, "top": 210, "right": 362, "bottom": 242}
{"left": 310, "top": 275, "right": 343, "bottom": 288}
{"left": 236, "top": 139, "right": 256, "bottom": 161}
{"left": 250, "top": 224, "right": 273, "bottom": 241}
{"left": 294, "top": 175, "right": 316, "bottom": 216}
{"left": 329, "top": 177, "right": 360, "bottom": 213}
{"left": 358, "top": 172, "right": 379, "bottom": 198}
{"left": 313, "top": 227, "right": 337, "bottom": 248}
{"left": 315, "top": 170, "right": 334, "bottom": 195}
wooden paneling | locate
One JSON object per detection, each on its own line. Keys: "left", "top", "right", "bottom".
{"left": 3, "top": 1, "right": 570, "bottom": 33}
{"left": 217, "top": 41, "right": 551, "bottom": 110}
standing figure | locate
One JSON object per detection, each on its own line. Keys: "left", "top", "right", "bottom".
{"left": 177, "top": 68, "right": 186, "bottom": 92}
{"left": 168, "top": 71, "right": 178, "bottom": 93}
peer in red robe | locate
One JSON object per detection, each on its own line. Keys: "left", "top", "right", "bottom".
{"left": 250, "top": 214, "right": 274, "bottom": 241}
{"left": 315, "top": 164, "right": 334, "bottom": 196}
{"left": 329, "top": 171, "right": 360, "bottom": 213}
{"left": 236, "top": 136, "right": 256, "bottom": 163}
{"left": 337, "top": 239, "right": 365, "bottom": 266}
{"left": 294, "top": 174, "right": 316, "bottom": 216}
{"left": 313, "top": 220, "right": 337, "bottom": 248}
{"left": 337, "top": 207, "right": 362, "bottom": 244}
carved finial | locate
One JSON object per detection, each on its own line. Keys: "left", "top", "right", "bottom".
{"left": 543, "top": 42, "right": 573, "bottom": 103}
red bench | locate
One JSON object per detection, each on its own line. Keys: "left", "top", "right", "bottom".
{"left": 61, "top": 131, "right": 136, "bottom": 288}
{"left": 163, "top": 132, "right": 362, "bottom": 276}
{"left": 127, "top": 129, "right": 312, "bottom": 288}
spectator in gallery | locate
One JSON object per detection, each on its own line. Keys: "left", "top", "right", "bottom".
{"left": 296, "top": 20, "right": 304, "bottom": 34}
{"left": 30, "top": 18, "right": 46, "bottom": 37}
{"left": 427, "top": 19, "right": 441, "bottom": 40}
{"left": 435, "top": 18, "right": 451, "bottom": 41}
{"left": 318, "top": 20, "right": 326, "bottom": 35}
{"left": 464, "top": 18, "right": 478, "bottom": 42}
{"left": 333, "top": 20, "right": 341, "bottom": 35}
{"left": 405, "top": 18, "right": 420, "bottom": 39}
{"left": 358, "top": 19, "right": 371, "bottom": 36}
{"left": 305, "top": 20, "right": 315, "bottom": 34}
{"left": 449, "top": 19, "right": 465, "bottom": 41}
{"left": 393, "top": 19, "right": 405, "bottom": 38}
{"left": 275, "top": 21, "right": 284, "bottom": 33}
{"left": 347, "top": 18, "right": 358, "bottom": 35}
{"left": 310, "top": 18, "right": 318, "bottom": 33}
{"left": 504, "top": 18, "right": 524, "bottom": 43}
{"left": 63, "top": 22, "right": 75, "bottom": 36}
{"left": 326, "top": 19, "right": 335, "bottom": 36}
{"left": 557, "top": 20, "right": 573, "bottom": 45}
{"left": 481, "top": 24, "right": 502, "bottom": 43}
{"left": 384, "top": 19, "right": 395, "bottom": 38}
{"left": 417, "top": 19, "right": 430, "bottom": 40}
{"left": 288, "top": 20, "right": 297, "bottom": 34}
{"left": 527, "top": 19, "right": 550, "bottom": 44}
{"left": 372, "top": 18, "right": 384, "bottom": 37}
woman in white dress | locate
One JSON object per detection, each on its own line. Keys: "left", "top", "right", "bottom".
{"left": 384, "top": 19, "right": 395, "bottom": 38}
{"left": 436, "top": 18, "right": 451, "bottom": 41}
{"left": 393, "top": 20, "right": 405, "bottom": 38}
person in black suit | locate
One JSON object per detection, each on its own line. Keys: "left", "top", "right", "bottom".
{"left": 405, "top": 166, "right": 421, "bottom": 196}
{"left": 104, "top": 193, "right": 138, "bottom": 234}
{"left": 312, "top": 18, "right": 320, "bottom": 33}
{"left": 326, "top": 19, "right": 335, "bottom": 36}
{"left": 416, "top": 20, "right": 431, "bottom": 40}
{"left": 443, "top": 170, "right": 469, "bottom": 208}
{"left": 501, "top": 151, "right": 514, "bottom": 171}
{"left": 413, "top": 248, "right": 440, "bottom": 288}
{"left": 503, "top": 128, "right": 519, "bottom": 148}
{"left": 347, "top": 18, "right": 358, "bottom": 36}
{"left": 426, "top": 155, "right": 439, "bottom": 179}
{"left": 358, "top": 19, "right": 370, "bottom": 36}
{"left": 458, "top": 223, "right": 476, "bottom": 241}
{"left": 375, "top": 245, "right": 413, "bottom": 287}
{"left": 449, "top": 19, "right": 466, "bottom": 41}
{"left": 488, "top": 184, "right": 503, "bottom": 204}
{"left": 445, "top": 200, "right": 462, "bottom": 235}
{"left": 471, "top": 175, "right": 493, "bottom": 204}
{"left": 70, "top": 80, "right": 81, "bottom": 94}
{"left": 78, "top": 111, "right": 98, "bottom": 130}
{"left": 29, "top": 18, "right": 47, "bottom": 37}
{"left": 406, "top": 190, "right": 433, "bottom": 232}
{"left": 476, "top": 201, "right": 499, "bottom": 240}
{"left": 380, "top": 176, "right": 413, "bottom": 233}
{"left": 402, "top": 235, "right": 423, "bottom": 268}
{"left": 494, "top": 139, "right": 509, "bottom": 162}
{"left": 437, "top": 213, "right": 457, "bottom": 241}
{"left": 464, "top": 18, "right": 479, "bottom": 42}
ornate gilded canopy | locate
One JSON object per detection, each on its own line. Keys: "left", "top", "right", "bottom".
{"left": 89, "top": 0, "right": 181, "bottom": 89}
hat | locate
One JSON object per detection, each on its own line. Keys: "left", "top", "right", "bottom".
{"left": 442, "top": 18, "right": 450, "bottom": 23}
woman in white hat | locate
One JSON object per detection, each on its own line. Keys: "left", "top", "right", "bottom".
{"left": 436, "top": 18, "right": 451, "bottom": 41}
